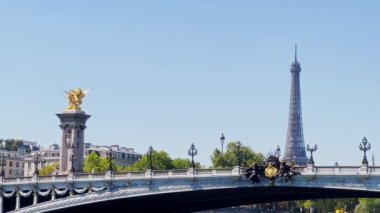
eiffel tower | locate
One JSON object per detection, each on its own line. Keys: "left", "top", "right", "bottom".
{"left": 283, "top": 45, "right": 308, "bottom": 165}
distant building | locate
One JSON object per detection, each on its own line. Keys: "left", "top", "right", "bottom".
{"left": 23, "top": 146, "right": 60, "bottom": 177}
{"left": 0, "top": 149, "right": 25, "bottom": 178}
{"left": 85, "top": 143, "right": 141, "bottom": 167}
{"left": 23, "top": 143, "right": 141, "bottom": 176}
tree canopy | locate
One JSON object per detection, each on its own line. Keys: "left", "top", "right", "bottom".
{"left": 39, "top": 162, "right": 58, "bottom": 176}
{"left": 210, "top": 142, "right": 264, "bottom": 168}
{"left": 83, "top": 152, "right": 109, "bottom": 173}
{"left": 127, "top": 150, "right": 201, "bottom": 171}
{"left": 83, "top": 150, "right": 200, "bottom": 173}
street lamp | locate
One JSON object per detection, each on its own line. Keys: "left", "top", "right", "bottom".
{"left": 306, "top": 144, "right": 317, "bottom": 165}
{"left": 107, "top": 147, "right": 114, "bottom": 172}
{"left": 236, "top": 141, "right": 242, "bottom": 167}
{"left": 188, "top": 143, "right": 198, "bottom": 168}
{"left": 0, "top": 154, "right": 6, "bottom": 177}
{"left": 359, "top": 137, "right": 371, "bottom": 165}
{"left": 147, "top": 146, "right": 154, "bottom": 170}
{"left": 220, "top": 133, "right": 225, "bottom": 168}
{"left": 32, "top": 152, "right": 46, "bottom": 176}
{"left": 275, "top": 146, "right": 281, "bottom": 158}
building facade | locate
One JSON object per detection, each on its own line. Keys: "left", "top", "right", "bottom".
{"left": 0, "top": 150, "right": 25, "bottom": 178}
{"left": 84, "top": 143, "right": 141, "bottom": 167}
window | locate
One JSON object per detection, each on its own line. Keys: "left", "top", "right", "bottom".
{"left": 16, "top": 162, "right": 19, "bottom": 167}
{"left": 9, "top": 169, "right": 12, "bottom": 175}
{"left": 9, "top": 161, "right": 12, "bottom": 167}
{"left": 52, "top": 153, "right": 55, "bottom": 157}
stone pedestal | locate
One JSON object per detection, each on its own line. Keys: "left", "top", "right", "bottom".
{"left": 57, "top": 110, "right": 90, "bottom": 174}
{"left": 306, "top": 163, "right": 315, "bottom": 173}
{"left": 232, "top": 166, "right": 241, "bottom": 175}
{"left": 360, "top": 164, "right": 368, "bottom": 174}
{"left": 105, "top": 171, "right": 113, "bottom": 179}
{"left": 187, "top": 168, "right": 196, "bottom": 176}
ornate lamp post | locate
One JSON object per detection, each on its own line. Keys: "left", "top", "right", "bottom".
{"left": 32, "top": 152, "right": 46, "bottom": 176}
{"left": 275, "top": 146, "right": 281, "bottom": 158}
{"left": 148, "top": 146, "right": 154, "bottom": 170}
{"left": 359, "top": 137, "right": 371, "bottom": 165}
{"left": 0, "top": 154, "right": 6, "bottom": 177}
{"left": 220, "top": 133, "right": 225, "bottom": 168}
{"left": 188, "top": 143, "right": 198, "bottom": 168}
{"left": 306, "top": 144, "right": 317, "bottom": 164}
{"left": 236, "top": 141, "right": 242, "bottom": 167}
{"left": 107, "top": 147, "right": 114, "bottom": 172}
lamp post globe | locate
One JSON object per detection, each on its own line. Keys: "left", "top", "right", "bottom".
{"left": 188, "top": 143, "right": 198, "bottom": 168}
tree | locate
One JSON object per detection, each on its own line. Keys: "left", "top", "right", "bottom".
{"left": 296, "top": 199, "right": 359, "bottom": 213}
{"left": 355, "top": 198, "right": 380, "bottom": 213}
{"left": 39, "top": 163, "right": 58, "bottom": 176}
{"left": 210, "top": 142, "right": 264, "bottom": 168}
{"left": 84, "top": 150, "right": 201, "bottom": 172}
{"left": 171, "top": 158, "right": 190, "bottom": 169}
{"left": 83, "top": 152, "right": 109, "bottom": 173}
{"left": 128, "top": 150, "right": 173, "bottom": 171}
{"left": 171, "top": 158, "right": 201, "bottom": 169}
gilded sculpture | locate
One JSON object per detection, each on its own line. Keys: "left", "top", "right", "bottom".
{"left": 244, "top": 149, "right": 300, "bottom": 184}
{"left": 65, "top": 88, "right": 88, "bottom": 111}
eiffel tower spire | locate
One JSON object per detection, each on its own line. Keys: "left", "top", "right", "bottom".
{"left": 283, "top": 45, "right": 308, "bottom": 165}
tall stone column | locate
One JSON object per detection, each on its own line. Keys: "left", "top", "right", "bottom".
{"left": 57, "top": 111, "right": 90, "bottom": 173}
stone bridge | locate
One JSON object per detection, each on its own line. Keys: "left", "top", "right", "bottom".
{"left": 2, "top": 165, "right": 380, "bottom": 212}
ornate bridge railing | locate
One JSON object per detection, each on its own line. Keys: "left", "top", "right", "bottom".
{"left": 1, "top": 165, "right": 380, "bottom": 213}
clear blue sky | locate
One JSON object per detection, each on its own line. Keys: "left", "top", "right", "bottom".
{"left": 1, "top": 1, "right": 379, "bottom": 167}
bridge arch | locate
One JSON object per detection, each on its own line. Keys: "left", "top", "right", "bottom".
{"left": 45, "top": 187, "right": 380, "bottom": 212}
{"left": 4, "top": 166, "right": 380, "bottom": 212}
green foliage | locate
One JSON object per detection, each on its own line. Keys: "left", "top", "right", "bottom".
{"left": 130, "top": 150, "right": 172, "bottom": 171}
{"left": 84, "top": 149, "right": 201, "bottom": 173}
{"left": 210, "top": 142, "right": 264, "bottom": 168}
{"left": 83, "top": 152, "right": 109, "bottom": 173}
{"left": 39, "top": 163, "right": 58, "bottom": 176}
{"left": 296, "top": 198, "right": 358, "bottom": 212}
{"left": 355, "top": 198, "right": 380, "bottom": 213}
{"left": 125, "top": 150, "right": 201, "bottom": 171}
{"left": 171, "top": 158, "right": 190, "bottom": 169}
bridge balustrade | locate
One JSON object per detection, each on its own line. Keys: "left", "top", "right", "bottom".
{"left": 214, "top": 168, "right": 235, "bottom": 175}
{"left": 314, "top": 166, "right": 335, "bottom": 173}
{"left": 337, "top": 167, "right": 360, "bottom": 173}
{"left": 170, "top": 170, "right": 188, "bottom": 176}
{"left": 128, "top": 171, "right": 145, "bottom": 178}
{"left": 152, "top": 170, "right": 172, "bottom": 177}
{"left": 3, "top": 166, "right": 380, "bottom": 213}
